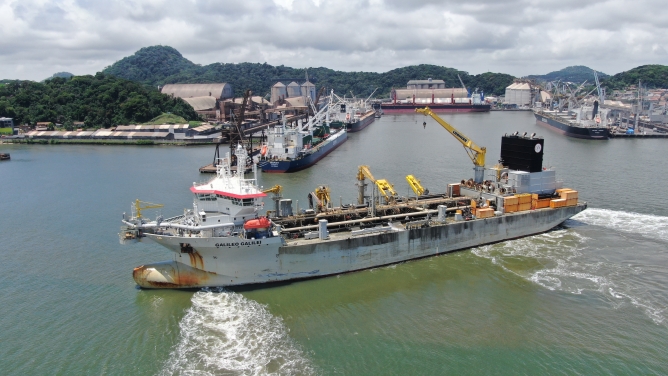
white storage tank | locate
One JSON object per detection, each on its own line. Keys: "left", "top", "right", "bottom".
{"left": 287, "top": 82, "right": 301, "bottom": 98}
{"left": 271, "top": 82, "right": 287, "bottom": 104}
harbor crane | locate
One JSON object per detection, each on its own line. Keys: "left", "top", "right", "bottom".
{"left": 416, "top": 107, "right": 487, "bottom": 183}
{"left": 133, "top": 199, "right": 164, "bottom": 219}
{"left": 357, "top": 165, "right": 398, "bottom": 205}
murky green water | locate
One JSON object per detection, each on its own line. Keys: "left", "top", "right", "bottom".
{"left": 1, "top": 112, "right": 667, "bottom": 375}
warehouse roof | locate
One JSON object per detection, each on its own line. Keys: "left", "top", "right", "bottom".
{"left": 407, "top": 79, "right": 446, "bottom": 85}
{"left": 161, "top": 83, "right": 232, "bottom": 99}
{"left": 182, "top": 96, "right": 217, "bottom": 111}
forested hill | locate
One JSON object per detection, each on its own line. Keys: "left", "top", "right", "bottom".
{"left": 0, "top": 73, "right": 199, "bottom": 127}
{"left": 102, "top": 45, "right": 515, "bottom": 97}
{"left": 601, "top": 65, "right": 668, "bottom": 90}
{"left": 526, "top": 65, "right": 609, "bottom": 83}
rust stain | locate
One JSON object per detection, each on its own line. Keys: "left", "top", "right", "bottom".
{"left": 133, "top": 260, "right": 216, "bottom": 289}
{"left": 187, "top": 251, "right": 205, "bottom": 269}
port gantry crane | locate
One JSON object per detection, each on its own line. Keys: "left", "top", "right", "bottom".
{"left": 357, "top": 165, "right": 398, "bottom": 205}
{"left": 416, "top": 107, "right": 487, "bottom": 183}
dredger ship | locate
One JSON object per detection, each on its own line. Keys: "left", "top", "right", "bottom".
{"left": 120, "top": 108, "right": 586, "bottom": 289}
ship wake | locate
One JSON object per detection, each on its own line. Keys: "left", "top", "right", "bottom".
{"left": 472, "top": 208, "right": 667, "bottom": 326}
{"left": 161, "top": 289, "right": 316, "bottom": 376}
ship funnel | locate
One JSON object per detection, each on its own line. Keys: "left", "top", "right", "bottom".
{"left": 592, "top": 100, "right": 599, "bottom": 119}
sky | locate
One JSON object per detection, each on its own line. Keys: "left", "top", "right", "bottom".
{"left": 1, "top": 0, "right": 666, "bottom": 81}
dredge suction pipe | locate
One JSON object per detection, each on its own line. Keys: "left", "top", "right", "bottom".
{"left": 280, "top": 205, "right": 470, "bottom": 233}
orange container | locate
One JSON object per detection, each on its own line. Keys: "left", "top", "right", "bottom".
{"left": 470, "top": 199, "right": 477, "bottom": 209}
{"left": 566, "top": 198, "right": 578, "bottom": 206}
{"left": 504, "top": 204, "right": 518, "bottom": 213}
{"left": 550, "top": 199, "right": 566, "bottom": 208}
{"left": 504, "top": 196, "right": 519, "bottom": 206}
{"left": 561, "top": 190, "right": 578, "bottom": 200}
{"left": 518, "top": 202, "right": 532, "bottom": 211}
{"left": 475, "top": 208, "right": 494, "bottom": 218}
{"left": 515, "top": 194, "right": 532, "bottom": 204}
{"left": 535, "top": 198, "right": 552, "bottom": 209}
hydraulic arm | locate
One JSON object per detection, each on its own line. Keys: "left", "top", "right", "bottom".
{"left": 416, "top": 107, "right": 487, "bottom": 183}
{"left": 357, "top": 165, "right": 397, "bottom": 204}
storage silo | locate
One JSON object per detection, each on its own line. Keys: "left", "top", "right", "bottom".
{"left": 271, "top": 82, "right": 287, "bottom": 104}
{"left": 301, "top": 81, "right": 316, "bottom": 102}
{"left": 287, "top": 82, "right": 301, "bottom": 98}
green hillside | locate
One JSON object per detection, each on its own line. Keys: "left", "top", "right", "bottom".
{"left": 601, "top": 65, "right": 668, "bottom": 90}
{"left": 0, "top": 73, "right": 200, "bottom": 128}
{"left": 527, "top": 65, "right": 609, "bottom": 83}
{"left": 102, "top": 45, "right": 515, "bottom": 97}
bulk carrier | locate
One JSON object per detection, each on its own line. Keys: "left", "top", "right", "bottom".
{"left": 120, "top": 109, "right": 586, "bottom": 289}
{"left": 328, "top": 93, "right": 376, "bottom": 132}
{"left": 258, "top": 96, "right": 347, "bottom": 173}
{"left": 534, "top": 100, "right": 610, "bottom": 139}
{"left": 379, "top": 79, "right": 490, "bottom": 114}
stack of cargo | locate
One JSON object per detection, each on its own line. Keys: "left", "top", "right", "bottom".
{"left": 550, "top": 198, "right": 567, "bottom": 208}
{"left": 503, "top": 196, "right": 519, "bottom": 213}
{"left": 557, "top": 189, "right": 579, "bottom": 207}
{"left": 515, "top": 194, "right": 532, "bottom": 211}
{"left": 531, "top": 194, "right": 552, "bottom": 209}
{"left": 475, "top": 208, "right": 495, "bottom": 218}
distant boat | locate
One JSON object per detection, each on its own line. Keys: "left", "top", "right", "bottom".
{"left": 328, "top": 93, "right": 376, "bottom": 132}
{"left": 0, "top": 153, "right": 10, "bottom": 161}
{"left": 259, "top": 100, "right": 347, "bottom": 173}
{"left": 534, "top": 101, "right": 610, "bottom": 140}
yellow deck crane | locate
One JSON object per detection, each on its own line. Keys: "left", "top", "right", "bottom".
{"left": 133, "top": 199, "right": 164, "bottom": 219}
{"left": 416, "top": 107, "right": 487, "bottom": 183}
{"left": 405, "top": 175, "right": 427, "bottom": 196}
{"left": 357, "top": 165, "right": 398, "bottom": 204}
{"left": 262, "top": 185, "right": 283, "bottom": 217}
{"left": 307, "top": 185, "right": 332, "bottom": 212}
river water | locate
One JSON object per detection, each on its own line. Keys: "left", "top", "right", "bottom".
{"left": 1, "top": 111, "right": 667, "bottom": 375}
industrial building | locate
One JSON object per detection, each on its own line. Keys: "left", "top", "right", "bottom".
{"left": 25, "top": 123, "right": 221, "bottom": 142}
{"left": 0, "top": 117, "right": 16, "bottom": 135}
{"left": 161, "top": 83, "right": 233, "bottom": 121}
{"left": 161, "top": 83, "right": 233, "bottom": 100}
{"left": 407, "top": 79, "right": 447, "bottom": 90}
{"left": 504, "top": 82, "right": 532, "bottom": 107}
{"left": 270, "top": 80, "right": 316, "bottom": 105}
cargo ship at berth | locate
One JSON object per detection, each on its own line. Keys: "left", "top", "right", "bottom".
{"left": 378, "top": 79, "right": 491, "bottom": 114}
{"left": 534, "top": 100, "right": 610, "bottom": 140}
{"left": 328, "top": 93, "right": 376, "bottom": 132}
{"left": 258, "top": 98, "right": 347, "bottom": 173}
{"left": 120, "top": 109, "right": 586, "bottom": 289}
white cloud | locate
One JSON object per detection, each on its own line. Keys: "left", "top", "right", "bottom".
{"left": 0, "top": 0, "right": 666, "bottom": 80}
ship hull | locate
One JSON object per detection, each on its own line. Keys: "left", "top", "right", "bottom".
{"left": 134, "top": 204, "right": 586, "bottom": 288}
{"left": 260, "top": 131, "right": 348, "bottom": 173}
{"left": 535, "top": 113, "right": 609, "bottom": 139}
{"left": 330, "top": 112, "right": 376, "bottom": 133}
{"left": 347, "top": 112, "right": 376, "bottom": 132}
{"left": 380, "top": 103, "right": 490, "bottom": 114}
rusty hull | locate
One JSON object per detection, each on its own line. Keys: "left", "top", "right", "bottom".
{"left": 132, "top": 260, "right": 229, "bottom": 289}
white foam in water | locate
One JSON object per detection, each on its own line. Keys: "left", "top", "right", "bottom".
{"left": 161, "top": 289, "right": 316, "bottom": 376}
{"left": 574, "top": 208, "right": 668, "bottom": 242}
{"left": 471, "top": 209, "right": 667, "bottom": 326}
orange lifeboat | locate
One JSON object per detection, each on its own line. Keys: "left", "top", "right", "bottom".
{"left": 260, "top": 145, "right": 268, "bottom": 156}
{"left": 243, "top": 217, "right": 271, "bottom": 230}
